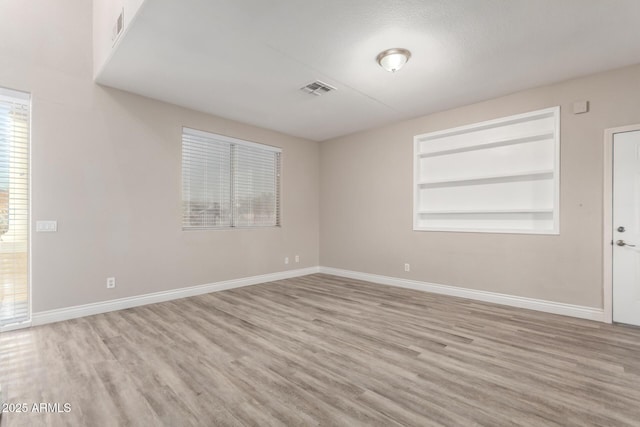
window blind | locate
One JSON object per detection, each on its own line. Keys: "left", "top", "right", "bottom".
{"left": 0, "top": 87, "right": 30, "bottom": 329}
{"left": 182, "top": 128, "right": 281, "bottom": 229}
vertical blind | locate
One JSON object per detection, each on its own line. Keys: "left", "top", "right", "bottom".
{"left": 182, "top": 128, "right": 281, "bottom": 229}
{"left": 0, "top": 87, "right": 30, "bottom": 328}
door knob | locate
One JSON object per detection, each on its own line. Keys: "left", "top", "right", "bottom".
{"left": 616, "top": 240, "right": 636, "bottom": 247}
{"left": 618, "top": 226, "right": 626, "bottom": 232}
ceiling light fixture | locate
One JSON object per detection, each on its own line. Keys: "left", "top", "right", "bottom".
{"left": 376, "top": 48, "right": 411, "bottom": 73}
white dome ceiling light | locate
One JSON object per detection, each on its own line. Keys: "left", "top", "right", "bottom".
{"left": 376, "top": 48, "right": 412, "bottom": 72}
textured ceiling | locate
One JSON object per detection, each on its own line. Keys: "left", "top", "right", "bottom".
{"left": 96, "top": 0, "right": 640, "bottom": 141}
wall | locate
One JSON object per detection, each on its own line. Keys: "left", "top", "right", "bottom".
{"left": 321, "top": 63, "right": 640, "bottom": 309}
{"left": 93, "top": 0, "right": 146, "bottom": 78}
{"left": 0, "top": 0, "right": 320, "bottom": 312}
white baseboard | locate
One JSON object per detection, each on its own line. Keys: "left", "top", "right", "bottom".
{"left": 31, "top": 266, "right": 320, "bottom": 327}
{"left": 27, "top": 265, "right": 604, "bottom": 328}
{"left": 0, "top": 320, "right": 32, "bottom": 332}
{"left": 319, "top": 267, "right": 605, "bottom": 322}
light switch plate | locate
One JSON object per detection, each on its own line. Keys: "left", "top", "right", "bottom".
{"left": 36, "top": 220, "right": 57, "bottom": 232}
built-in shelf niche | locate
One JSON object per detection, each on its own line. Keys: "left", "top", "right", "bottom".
{"left": 413, "top": 106, "right": 560, "bottom": 234}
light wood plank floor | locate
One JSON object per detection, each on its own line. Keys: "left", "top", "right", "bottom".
{"left": 1, "top": 273, "right": 640, "bottom": 426}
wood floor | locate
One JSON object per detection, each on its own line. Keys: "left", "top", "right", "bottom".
{"left": 1, "top": 273, "right": 640, "bottom": 426}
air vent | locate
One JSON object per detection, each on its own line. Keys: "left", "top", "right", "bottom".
{"left": 300, "top": 80, "right": 336, "bottom": 96}
{"left": 112, "top": 8, "right": 124, "bottom": 45}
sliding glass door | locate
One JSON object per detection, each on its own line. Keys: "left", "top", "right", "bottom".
{"left": 0, "top": 87, "right": 30, "bottom": 329}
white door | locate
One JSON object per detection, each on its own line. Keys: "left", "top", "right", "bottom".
{"left": 613, "top": 130, "right": 640, "bottom": 326}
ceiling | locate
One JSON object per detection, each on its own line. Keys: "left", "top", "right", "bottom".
{"left": 96, "top": 0, "right": 640, "bottom": 141}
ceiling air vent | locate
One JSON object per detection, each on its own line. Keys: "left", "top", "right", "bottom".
{"left": 300, "top": 80, "right": 336, "bottom": 96}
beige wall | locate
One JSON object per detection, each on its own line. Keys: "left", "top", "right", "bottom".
{"left": 321, "top": 63, "right": 640, "bottom": 309}
{"left": 93, "top": 0, "right": 146, "bottom": 78}
{"left": 0, "top": 0, "right": 320, "bottom": 312}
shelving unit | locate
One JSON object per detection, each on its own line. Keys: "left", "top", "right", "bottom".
{"left": 417, "top": 208, "right": 554, "bottom": 214}
{"left": 416, "top": 169, "right": 554, "bottom": 187}
{"left": 417, "top": 132, "right": 554, "bottom": 158}
{"left": 413, "top": 107, "right": 560, "bottom": 234}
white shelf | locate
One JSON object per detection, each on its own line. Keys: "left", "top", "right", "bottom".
{"left": 415, "top": 109, "right": 556, "bottom": 142}
{"left": 417, "top": 169, "right": 554, "bottom": 187}
{"left": 413, "top": 226, "right": 556, "bottom": 235}
{"left": 417, "top": 131, "right": 554, "bottom": 158}
{"left": 413, "top": 106, "right": 560, "bottom": 234}
{"left": 418, "top": 208, "right": 554, "bottom": 215}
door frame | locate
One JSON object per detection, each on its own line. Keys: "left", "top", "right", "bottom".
{"left": 603, "top": 124, "right": 640, "bottom": 324}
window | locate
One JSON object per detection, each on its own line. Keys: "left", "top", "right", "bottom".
{"left": 414, "top": 107, "right": 560, "bottom": 234}
{"left": 182, "top": 128, "right": 281, "bottom": 229}
{"left": 0, "top": 87, "right": 30, "bottom": 329}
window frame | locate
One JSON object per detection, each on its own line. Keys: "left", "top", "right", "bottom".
{"left": 181, "top": 127, "right": 282, "bottom": 231}
{"left": 0, "top": 86, "right": 31, "bottom": 330}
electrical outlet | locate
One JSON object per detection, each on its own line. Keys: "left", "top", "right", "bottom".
{"left": 295, "top": 255, "right": 300, "bottom": 263}
{"left": 106, "top": 277, "right": 116, "bottom": 289}
{"left": 284, "top": 257, "right": 289, "bottom": 265}
{"left": 404, "top": 263, "right": 410, "bottom": 272}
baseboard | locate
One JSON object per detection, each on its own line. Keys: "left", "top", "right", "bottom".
{"left": 31, "top": 266, "right": 320, "bottom": 327}
{"left": 26, "top": 265, "right": 605, "bottom": 327}
{"left": 0, "top": 320, "right": 32, "bottom": 333}
{"left": 319, "top": 267, "right": 605, "bottom": 322}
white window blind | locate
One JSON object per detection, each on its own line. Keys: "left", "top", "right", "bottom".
{"left": 0, "top": 87, "right": 30, "bottom": 329}
{"left": 182, "top": 128, "right": 281, "bottom": 229}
